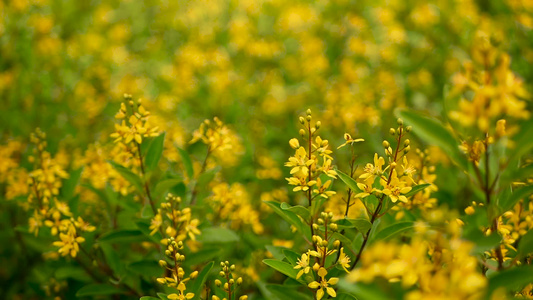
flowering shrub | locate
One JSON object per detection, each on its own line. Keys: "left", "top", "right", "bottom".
{"left": 1, "top": 0, "right": 533, "bottom": 299}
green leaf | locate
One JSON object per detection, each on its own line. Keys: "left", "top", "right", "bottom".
{"left": 488, "top": 265, "right": 533, "bottom": 295}
{"left": 518, "top": 229, "right": 533, "bottom": 258}
{"left": 140, "top": 297, "right": 160, "bottom": 300}
{"left": 282, "top": 249, "right": 301, "bottom": 265}
{"left": 263, "top": 201, "right": 309, "bottom": 238}
{"left": 266, "top": 245, "right": 287, "bottom": 261}
{"left": 100, "top": 243, "right": 124, "bottom": 276}
{"left": 500, "top": 185, "right": 533, "bottom": 212}
{"left": 501, "top": 163, "right": 533, "bottom": 186}
{"left": 337, "top": 278, "right": 389, "bottom": 300}
{"left": 508, "top": 118, "right": 533, "bottom": 162}
{"left": 331, "top": 232, "right": 357, "bottom": 256}
{"left": 280, "top": 202, "right": 311, "bottom": 220}
{"left": 337, "top": 169, "right": 363, "bottom": 193}
{"left": 348, "top": 218, "right": 372, "bottom": 233}
{"left": 190, "top": 261, "right": 214, "bottom": 297}
{"left": 145, "top": 132, "right": 165, "bottom": 171}
{"left": 262, "top": 259, "right": 303, "bottom": 283}
{"left": 61, "top": 167, "right": 83, "bottom": 199}
{"left": 127, "top": 260, "right": 162, "bottom": 278}
{"left": 404, "top": 183, "right": 431, "bottom": 198}
{"left": 337, "top": 293, "right": 358, "bottom": 300}
{"left": 55, "top": 266, "right": 90, "bottom": 281}
{"left": 136, "top": 220, "right": 162, "bottom": 243}
{"left": 373, "top": 221, "right": 415, "bottom": 242}
{"left": 177, "top": 147, "right": 194, "bottom": 179}
{"left": 108, "top": 160, "right": 144, "bottom": 194}
{"left": 186, "top": 248, "right": 222, "bottom": 266}
{"left": 463, "top": 228, "right": 501, "bottom": 255}
{"left": 153, "top": 179, "right": 184, "bottom": 201}
{"left": 98, "top": 229, "right": 145, "bottom": 243}
{"left": 265, "top": 284, "right": 313, "bottom": 300}
{"left": 396, "top": 109, "right": 467, "bottom": 170}
{"left": 197, "top": 227, "right": 239, "bottom": 243}
{"left": 76, "top": 284, "right": 124, "bottom": 297}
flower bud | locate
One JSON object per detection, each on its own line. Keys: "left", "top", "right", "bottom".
{"left": 306, "top": 109, "right": 312, "bottom": 116}
{"left": 397, "top": 118, "right": 403, "bottom": 126}
{"left": 404, "top": 139, "right": 410, "bottom": 146}
{"left": 316, "top": 121, "right": 321, "bottom": 129}
{"left": 329, "top": 223, "right": 338, "bottom": 231}
{"left": 382, "top": 140, "right": 390, "bottom": 148}
{"left": 299, "top": 129, "right": 306, "bottom": 137}
{"left": 389, "top": 128, "right": 396, "bottom": 135}
{"left": 406, "top": 126, "right": 412, "bottom": 132}
{"left": 299, "top": 116, "right": 305, "bottom": 124}
{"left": 190, "top": 271, "right": 198, "bottom": 279}
{"left": 237, "top": 277, "right": 243, "bottom": 285}
{"left": 158, "top": 260, "right": 167, "bottom": 268}
{"left": 215, "top": 279, "right": 222, "bottom": 287}
{"left": 289, "top": 138, "right": 300, "bottom": 149}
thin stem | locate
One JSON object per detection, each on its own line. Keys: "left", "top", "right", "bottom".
{"left": 190, "top": 147, "right": 211, "bottom": 205}
{"left": 351, "top": 128, "right": 403, "bottom": 270}
{"left": 136, "top": 142, "right": 157, "bottom": 215}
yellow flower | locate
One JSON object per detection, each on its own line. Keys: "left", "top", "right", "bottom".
{"left": 381, "top": 170, "right": 412, "bottom": 203}
{"left": 308, "top": 267, "right": 338, "bottom": 300}
{"left": 337, "top": 133, "right": 364, "bottom": 149}
{"left": 52, "top": 225, "right": 85, "bottom": 258}
{"left": 294, "top": 252, "right": 311, "bottom": 279}
{"left": 359, "top": 153, "right": 386, "bottom": 181}
{"left": 338, "top": 248, "right": 351, "bottom": 273}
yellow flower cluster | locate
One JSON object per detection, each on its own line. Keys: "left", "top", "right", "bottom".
{"left": 356, "top": 121, "right": 415, "bottom": 207}
{"left": 150, "top": 194, "right": 201, "bottom": 241}
{"left": 212, "top": 261, "right": 247, "bottom": 300}
{"left": 349, "top": 232, "right": 486, "bottom": 299}
{"left": 190, "top": 117, "right": 243, "bottom": 167}
{"left": 0, "top": 140, "right": 29, "bottom": 200}
{"left": 110, "top": 94, "right": 160, "bottom": 147}
{"left": 157, "top": 238, "right": 198, "bottom": 300}
{"left": 293, "top": 212, "right": 343, "bottom": 300}
{"left": 449, "top": 30, "right": 530, "bottom": 132}
{"left": 209, "top": 182, "right": 264, "bottom": 234}
{"left": 285, "top": 109, "right": 337, "bottom": 196}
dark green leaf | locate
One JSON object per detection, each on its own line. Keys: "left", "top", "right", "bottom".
{"left": 508, "top": 118, "right": 533, "bottom": 162}
{"left": 76, "top": 284, "right": 124, "bottom": 297}
{"left": 488, "top": 265, "right": 533, "bottom": 295}
{"left": 140, "top": 297, "right": 160, "bottom": 300}
{"left": 373, "top": 221, "right": 415, "bottom": 242}
{"left": 145, "top": 132, "right": 165, "bottom": 171}
{"left": 197, "top": 227, "right": 239, "bottom": 243}
{"left": 263, "top": 201, "right": 309, "bottom": 238}
{"left": 153, "top": 179, "right": 184, "bottom": 201}
{"left": 337, "top": 169, "right": 363, "bottom": 193}
{"left": 186, "top": 248, "right": 221, "bottom": 266}
{"left": 518, "top": 229, "right": 533, "bottom": 258}
{"left": 337, "top": 278, "right": 389, "bottom": 300}
{"left": 100, "top": 243, "right": 124, "bottom": 276}
{"left": 500, "top": 185, "right": 533, "bottom": 212}
{"left": 265, "top": 284, "right": 312, "bottom": 299}
{"left": 348, "top": 218, "right": 372, "bottom": 233}
{"left": 127, "top": 260, "right": 162, "bottom": 278}
{"left": 280, "top": 202, "right": 311, "bottom": 220}
{"left": 463, "top": 228, "right": 501, "bottom": 255}
{"left": 177, "top": 147, "right": 194, "bottom": 179}
{"left": 396, "top": 109, "right": 467, "bottom": 170}
{"left": 190, "top": 261, "right": 214, "bottom": 297}
{"left": 404, "top": 183, "right": 431, "bottom": 198}
{"left": 98, "top": 229, "right": 145, "bottom": 243}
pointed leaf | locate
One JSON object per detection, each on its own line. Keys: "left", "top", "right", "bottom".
{"left": 404, "top": 183, "right": 430, "bottom": 198}
{"left": 396, "top": 109, "right": 467, "bottom": 170}
{"left": 145, "top": 132, "right": 165, "bottom": 171}
{"left": 76, "top": 284, "right": 124, "bottom": 297}
{"left": 337, "top": 169, "right": 363, "bottom": 193}
{"left": 280, "top": 202, "right": 311, "bottom": 220}
{"left": 262, "top": 259, "right": 303, "bottom": 283}
{"left": 108, "top": 160, "right": 144, "bottom": 194}
{"left": 500, "top": 185, "right": 533, "bottom": 212}
{"left": 373, "top": 221, "right": 416, "bottom": 242}
{"left": 190, "top": 261, "right": 214, "bottom": 297}
{"left": 197, "top": 227, "right": 239, "bottom": 243}
{"left": 177, "top": 147, "right": 194, "bottom": 179}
